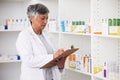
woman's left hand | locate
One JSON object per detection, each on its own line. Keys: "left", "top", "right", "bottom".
{"left": 56, "top": 56, "right": 67, "bottom": 69}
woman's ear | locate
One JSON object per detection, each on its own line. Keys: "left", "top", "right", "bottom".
{"left": 29, "top": 16, "right": 34, "bottom": 22}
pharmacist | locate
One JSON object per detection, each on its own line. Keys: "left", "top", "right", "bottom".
{"left": 16, "top": 3, "right": 66, "bottom": 80}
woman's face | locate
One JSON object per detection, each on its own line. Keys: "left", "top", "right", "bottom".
{"left": 31, "top": 14, "right": 48, "bottom": 31}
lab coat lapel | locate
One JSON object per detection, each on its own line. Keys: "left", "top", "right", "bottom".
{"left": 42, "top": 31, "right": 61, "bottom": 80}
{"left": 29, "top": 26, "right": 44, "bottom": 45}
{"left": 42, "top": 31, "right": 56, "bottom": 53}
{"left": 29, "top": 26, "right": 48, "bottom": 53}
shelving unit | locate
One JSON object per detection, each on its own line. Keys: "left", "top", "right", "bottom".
{"left": 0, "top": 31, "right": 22, "bottom": 80}
{"left": 90, "top": 0, "right": 120, "bottom": 80}
{"left": 59, "top": 0, "right": 120, "bottom": 80}
{"left": 61, "top": 68, "right": 91, "bottom": 80}
{"left": 0, "top": 60, "right": 21, "bottom": 63}
{"left": 59, "top": 0, "right": 91, "bottom": 80}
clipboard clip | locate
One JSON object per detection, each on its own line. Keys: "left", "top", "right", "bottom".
{"left": 71, "top": 45, "right": 74, "bottom": 49}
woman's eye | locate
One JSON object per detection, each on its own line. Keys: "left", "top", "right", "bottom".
{"left": 41, "top": 18, "right": 45, "bottom": 20}
{"left": 41, "top": 18, "right": 48, "bottom": 21}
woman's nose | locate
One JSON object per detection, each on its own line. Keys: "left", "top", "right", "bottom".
{"left": 44, "top": 19, "right": 48, "bottom": 24}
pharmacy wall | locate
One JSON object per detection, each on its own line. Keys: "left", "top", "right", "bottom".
{"left": 0, "top": 0, "right": 120, "bottom": 80}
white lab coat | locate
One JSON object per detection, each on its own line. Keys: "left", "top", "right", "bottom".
{"left": 16, "top": 26, "right": 61, "bottom": 80}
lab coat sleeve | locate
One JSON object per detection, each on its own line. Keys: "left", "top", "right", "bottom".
{"left": 16, "top": 31, "right": 53, "bottom": 68}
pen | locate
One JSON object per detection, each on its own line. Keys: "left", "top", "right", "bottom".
{"left": 71, "top": 45, "right": 74, "bottom": 49}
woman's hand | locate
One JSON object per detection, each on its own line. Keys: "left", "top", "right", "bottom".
{"left": 53, "top": 48, "right": 64, "bottom": 58}
{"left": 56, "top": 57, "right": 67, "bottom": 69}
{"left": 53, "top": 49, "right": 67, "bottom": 69}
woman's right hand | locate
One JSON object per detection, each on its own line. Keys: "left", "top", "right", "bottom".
{"left": 53, "top": 48, "right": 67, "bottom": 69}
{"left": 53, "top": 48, "right": 64, "bottom": 58}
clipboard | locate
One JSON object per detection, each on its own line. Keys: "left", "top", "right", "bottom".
{"left": 40, "top": 48, "right": 79, "bottom": 69}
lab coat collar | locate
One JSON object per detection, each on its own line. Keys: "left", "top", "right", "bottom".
{"left": 28, "top": 25, "right": 45, "bottom": 46}
{"left": 28, "top": 25, "right": 55, "bottom": 52}
{"left": 29, "top": 26, "right": 55, "bottom": 51}
{"left": 29, "top": 25, "right": 44, "bottom": 36}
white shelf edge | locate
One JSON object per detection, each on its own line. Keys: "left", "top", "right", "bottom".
{"left": 48, "top": 31, "right": 59, "bottom": 34}
{"left": 48, "top": 31, "right": 120, "bottom": 39}
{"left": 91, "top": 34, "right": 120, "bottom": 39}
{"left": 60, "top": 32, "right": 91, "bottom": 36}
{"left": 0, "top": 60, "right": 21, "bottom": 63}
{"left": 92, "top": 74, "right": 109, "bottom": 80}
{"left": 66, "top": 68, "right": 111, "bottom": 80}
{"left": 60, "top": 32, "right": 120, "bottom": 39}
{"left": 66, "top": 68, "right": 91, "bottom": 76}
{"left": 0, "top": 30, "right": 21, "bottom": 32}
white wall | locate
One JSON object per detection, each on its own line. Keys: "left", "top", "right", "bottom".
{"left": 24, "top": 0, "right": 58, "bottom": 19}
{"left": 0, "top": 1, "right": 26, "bottom": 25}
{"left": 59, "top": 0, "right": 90, "bottom": 20}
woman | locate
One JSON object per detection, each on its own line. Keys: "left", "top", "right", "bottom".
{"left": 16, "top": 3, "right": 66, "bottom": 80}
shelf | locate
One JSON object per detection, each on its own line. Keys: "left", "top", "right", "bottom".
{"left": 60, "top": 32, "right": 91, "bottom": 36}
{"left": 49, "top": 31, "right": 91, "bottom": 36}
{"left": 48, "top": 31, "right": 59, "bottom": 34}
{"left": 0, "top": 30, "right": 120, "bottom": 39}
{"left": 61, "top": 33, "right": 120, "bottom": 39}
{"left": 92, "top": 74, "right": 109, "bottom": 80}
{"left": 66, "top": 68, "right": 91, "bottom": 76}
{"left": 0, "top": 0, "right": 24, "bottom": 1}
{"left": 0, "top": 30, "right": 21, "bottom": 32}
{"left": 91, "top": 34, "right": 120, "bottom": 39}
{"left": 49, "top": 31, "right": 120, "bottom": 39}
{"left": 66, "top": 68, "right": 111, "bottom": 80}
{"left": 0, "top": 60, "right": 21, "bottom": 63}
